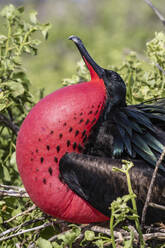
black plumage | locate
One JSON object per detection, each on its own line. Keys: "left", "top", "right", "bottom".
{"left": 59, "top": 153, "right": 165, "bottom": 223}
{"left": 59, "top": 86, "right": 165, "bottom": 223}
{"left": 59, "top": 36, "right": 165, "bottom": 223}
{"left": 84, "top": 98, "right": 165, "bottom": 174}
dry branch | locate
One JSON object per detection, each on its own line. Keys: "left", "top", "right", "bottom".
{"left": 0, "top": 113, "right": 19, "bottom": 134}
{"left": 0, "top": 222, "right": 51, "bottom": 242}
{"left": 4, "top": 205, "right": 36, "bottom": 224}
{"left": 149, "top": 202, "right": 165, "bottom": 211}
{"left": 143, "top": 0, "right": 165, "bottom": 26}
{"left": 0, "top": 217, "right": 46, "bottom": 238}
{"left": 141, "top": 147, "right": 165, "bottom": 226}
{"left": 155, "top": 63, "right": 165, "bottom": 75}
{"left": 0, "top": 184, "right": 29, "bottom": 198}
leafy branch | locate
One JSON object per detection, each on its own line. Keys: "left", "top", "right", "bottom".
{"left": 110, "top": 161, "right": 145, "bottom": 248}
{"left": 143, "top": 0, "right": 165, "bottom": 26}
{"left": 0, "top": 4, "right": 51, "bottom": 186}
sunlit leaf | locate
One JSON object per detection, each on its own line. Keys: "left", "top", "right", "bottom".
{"left": 36, "top": 237, "right": 52, "bottom": 248}
{"left": 30, "top": 11, "right": 37, "bottom": 24}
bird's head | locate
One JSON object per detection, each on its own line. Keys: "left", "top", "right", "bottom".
{"left": 69, "top": 35, "right": 126, "bottom": 113}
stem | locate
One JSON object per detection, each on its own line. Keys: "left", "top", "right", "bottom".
{"left": 5, "top": 20, "right": 11, "bottom": 56}
{"left": 17, "top": 28, "right": 34, "bottom": 55}
{"left": 110, "top": 209, "right": 116, "bottom": 248}
{"left": 126, "top": 170, "right": 145, "bottom": 247}
{"left": 0, "top": 113, "right": 19, "bottom": 134}
{"left": 141, "top": 147, "right": 165, "bottom": 226}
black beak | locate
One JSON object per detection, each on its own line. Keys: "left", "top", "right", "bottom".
{"left": 69, "top": 35, "right": 105, "bottom": 79}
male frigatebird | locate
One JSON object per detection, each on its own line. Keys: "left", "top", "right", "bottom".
{"left": 16, "top": 36, "right": 165, "bottom": 224}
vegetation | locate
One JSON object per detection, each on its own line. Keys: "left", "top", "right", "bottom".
{"left": 0, "top": 2, "right": 165, "bottom": 248}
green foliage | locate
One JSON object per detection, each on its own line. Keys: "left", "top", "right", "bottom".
{"left": 0, "top": 5, "right": 51, "bottom": 247}
{"left": 0, "top": 4, "right": 51, "bottom": 185}
{"left": 81, "top": 230, "right": 111, "bottom": 248}
{"left": 116, "top": 32, "right": 165, "bottom": 104}
{"left": 51, "top": 225, "right": 81, "bottom": 248}
{"left": 62, "top": 61, "right": 90, "bottom": 86}
{"left": 111, "top": 160, "right": 145, "bottom": 247}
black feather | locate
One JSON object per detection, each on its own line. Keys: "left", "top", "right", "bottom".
{"left": 59, "top": 153, "right": 165, "bottom": 223}
{"left": 116, "top": 125, "right": 132, "bottom": 156}
{"left": 125, "top": 108, "right": 155, "bottom": 132}
{"left": 144, "top": 132, "right": 163, "bottom": 153}
{"left": 113, "top": 133, "right": 124, "bottom": 157}
{"left": 114, "top": 111, "right": 132, "bottom": 137}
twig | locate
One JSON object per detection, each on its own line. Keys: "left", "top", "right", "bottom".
{"left": 4, "top": 204, "right": 36, "bottom": 224}
{"left": 0, "top": 189, "right": 29, "bottom": 198}
{"left": 143, "top": 0, "right": 165, "bottom": 26}
{"left": 143, "top": 232, "right": 165, "bottom": 241}
{"left": 16, "top": 244, "right": 21, "bottom": 248}
{"left": 49, "top": 224, "right": 128, "bottom": 243}
{"left": 0, "top": 113, "right": 19, "bottom": 134}
{"left": 49, "top": 224, "right": 165, "bottom": 246}
{"left": 0, "top": 222, "right": 51, "bottom": 242}
{"left": 0, "top": 184, "right": 29, "bottom": 198}
{"left": 27, "top": 243, "right": 36, "bottom": 248}
{"left": 155, "top": 63, "right": 165, "bottom": 75}
{"left": 149, "top": 202, "right": 165, "bottom": 211}
{"left": 48, "top": 229, "right": 73, "bottom": 242}
{"left": 0, "top": 217, "right": 47, "bottom": 238}
{"left": 144, "top": 225, "right": 165, "bottom": 233}
{"left": 141, "top": 146, "right": 165, "bottom": 227}
{"left": 0, "top": 184, "right": 24, "bottom": 190}
{"left": 1, "top": 217, "right": 165, "bottom": 244}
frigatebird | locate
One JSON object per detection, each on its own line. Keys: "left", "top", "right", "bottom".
{"left": 16, "top": 36, "right": 165, "bottom": 224}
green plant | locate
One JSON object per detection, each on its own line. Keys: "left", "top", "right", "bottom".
{"left": 111, "top": 160, "right": 145, "bottom": 248}
{"left": 0, "top": 4, "right": 51, "bottom": 247}
{"left": 0, "top": 4, "right": 51, "bottom": 185}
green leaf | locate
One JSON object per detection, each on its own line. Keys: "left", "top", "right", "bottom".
{"left": 93, "top": 240, "right": 104, "bottom": 248}
{"left": 23, "top": 46, "right": 31, "bottom": 54}
{"left": 36, "top": 237, "right": 52, "bottom": 248}
{"left": 30, "top": 11, "right": 37, "bottom": 24}
{"left": 17, "top": 6, "right": 24, "bottom": 14}
{"left": 30, "top": 39, "right": 41, "bottom": 46}
{"left": 52, "top": 242, "right": 62, "bottom": 248}
{"left": 1, "top": 4, "right": 16, "bottom": 18}
{"left": 3, "top": 81, "right": 24, "bottom": 97}
{"left": 123, "top": 229, "right": 134, "bottom": 248}
{"left": 57, "top": 225, "right": 81, "bottom": 246}
{"left": 40, "top": 23, "right": 52, "bottom": 40}
{"left": 3, "top": 166, "right": 11, "bottom": 181}
{"left": 0, "top": 91, "right": 12, "bottom": 111}
{"left": 84, "top": 230, "right": 95, "bottom": 241}
{"left": 0, "top": 35, "right": 7, "bottom": 44}
{"left": 29, "top": 45, "right": 38, "bottom": 55}
{"left": 10, "top": 152, "right": 16, "bottom": 166}
{"left": 0, "top": 200, "right": 6, "bottom": 206}
{"left": 12, "top": 56, "right": 22, "bottom": 66}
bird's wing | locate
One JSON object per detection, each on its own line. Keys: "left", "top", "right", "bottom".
{"left": 59, "top": 153, "right": 165, "bottom": 220}
{"left": 110, "top": 99, "right": 165, "bottom": 173}
{"left": 136, "top": 98, "right": 165, "bottom": 130}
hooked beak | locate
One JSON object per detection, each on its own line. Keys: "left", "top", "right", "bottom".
{"left": 69, "top": 35, "right": 105, "bottom": 79}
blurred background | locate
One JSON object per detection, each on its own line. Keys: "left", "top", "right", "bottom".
{"left": 0, "top": 0, "right": 164, "bottom": 95}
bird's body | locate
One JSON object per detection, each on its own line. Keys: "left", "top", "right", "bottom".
{"left": 16, "top": 36, "right": 165, "bottom": 224}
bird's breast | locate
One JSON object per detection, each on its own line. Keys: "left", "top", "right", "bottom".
{"left": 16, "top": 80, "right": 108, "bottom": 223}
